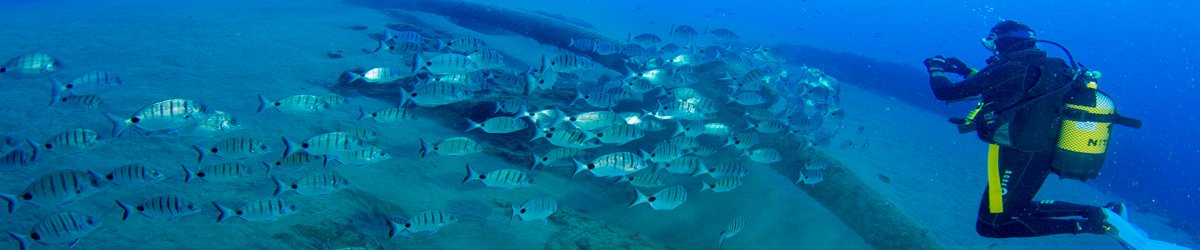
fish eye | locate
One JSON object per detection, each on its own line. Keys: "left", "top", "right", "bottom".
{"left": 520, "top": 208, "right": 526, "bottom": 213}
{"left": 260, "top": 145, "right": 267, "bottom": 150}
{"left": 130, "top": 117, "right": 141, "bottom": 123}
{"left": 188, "top": 205, "right": 194, "bottom": 209}
{"left": 43, "top": 144, "right": 53, "bottom": 149}
{"left": 0, "top": 67, "right": 6, "bottom": 73}
{"left": 289, "top": 205, "right": 296, "bottom": 210}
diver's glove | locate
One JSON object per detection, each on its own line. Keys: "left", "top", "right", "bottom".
{"left": 943, "top": 57, "right": 973, "bottom": 77}
{"left": 924, "top": 56, "right": 948, "bottom": 73}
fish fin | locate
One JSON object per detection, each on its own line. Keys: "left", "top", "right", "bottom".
{"left": 256, "top": 94, "right": 270, "bottom": 113}
{"left": 628, "top": 188, "right": 648, "bottom": 208}
{"left": 191, "top": 144, "right": 206, "bottom": 163}
{"left": 271, "top": 175, "right": 286, "bottom": 196}
{"left": 115, "top": 200, "right": 133, "bottom": 221}
{"left": 530, "top": 153, "right": 543, "bottom": 170}
{"left": 212, "top": 202, "right": 232, "bottom": 222}
{"left": 462, "top": 164, "right": 479, "bottom": 184}
{"left": 418, "top": 138, "right": 430, "bottom": 158}
{"left": 48, "top": 77, "right": 65, "bottom": 106}
{"left": 102, "top": 112, "right": 128, "bottom": 138}
{"left": 464, "top": 118, "right": 481, "bottom": 132}
{"left": 356, "top": 106, "right": 367, "bottom": 121}
{"left": 7, "top": 231, "right": 29, "bottom": 250}
{"left": 701, "top": 182, "right": 711, "bottom": 192}
{"left": 263, "top": 161, "right": 273, "bottom": 175}
{"left": 427, "top": 228, "right": 439, "bottom": 237}
{"left": 397, "top": 86, "right": 412, "bottom": 108}
{"left": 718, "top": 232, "right": 728, "bottom": 249}
{"left": 412, "top": 52, "right": 425, "bottom": 75}
{"left": 571, "top": 159, "right": 586, "bottom": 179}
{"left": 387, "top": 220, "right": 403, "bottom": 239}
{"left": 0, "top": 194, "right": 19, "bottom": 214}
{"left": 509, "top": 205, "right": 519, "bottom": 225}
{"left": 181, "top": 164, "right": 194, "bottom": 183}
{"left": 24, "top": 139, "right": 38, "bottom": 164}
{"left": 281, "top": 136, "right": 298, "bottom": 158}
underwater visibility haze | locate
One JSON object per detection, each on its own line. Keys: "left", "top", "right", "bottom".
{"left": 0, "top": 0, "right": 1197, "bottom": 249}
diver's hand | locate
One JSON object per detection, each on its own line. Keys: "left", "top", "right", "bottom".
{"left": 944, "top": 57, "right": 972, "bottom": 76}
{"left": 924, "top": 56, "right": 948, "bottom": 74}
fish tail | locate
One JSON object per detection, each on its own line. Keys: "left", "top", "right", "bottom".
{"left": 7, "top": 231, "right": 29, "bottom": 250}
{"left": 571, "top": 159, "right": 586, "bottom": 179}
{"left": 530, "top": 153, "right": 543, "bottom": 170}
{"left": 191, "top": 144, "right": 206, "bottom": 163}
{"left": 718, "top": 232, "right": 728, "bottom": 249}
{"left": 464, "top": 118, "right": 481, "bottom": 132}
{"left": 701, "top": 182, "right": 711, "bottom": 192}
{"left": 462, "top": 164, "right": 480, "bottom": 184}
{"left": 397, "top": 86, "right": 412, "bottom": 108}
{"left": 115, "top": 200, "right": 133, "bottom": 221}
{"left": 0, "top": 194, "right": 20, "bottom": 214}
{"left": 411, "top": 52, "right": 424, "bottom": 75}
{"left": 356, "top": 106, "right": 367, "bottom": 121}
{"left": 387, "top": 219, "right": 405, "bottom": 239}
{"left": 509, "top": 205, "right": 519, "bottom": 224}
{"left": 181, "top": 164, "right": 194, "bottom": 183}
{"left": 212, "top": 202, "right": 232, "bottom": 222}
{"left": 628, "top": 188, "right": 648, "bottom": 208}
{"left": 23, "top": 139, "right": 38, "bottom": 164}
{"left": 271, "top": 175, "right": 286, "bottom": 196}
{"left": 48, "top": 76, "right": 65, "bottom": 106}
{"left": 103, "top": 112, "right": 129, "bottom": 138}
{"left": 256, "top": 94, "right": 270, "bottom": 113}
{"left": 281, "top": 136, "right": 299, "bottom": 158}
{"left": 418, "top": 138, "right": 430, "bottom": 158}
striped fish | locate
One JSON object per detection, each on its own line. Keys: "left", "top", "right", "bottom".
{"left": 744, "top": 147, "right": 782, "bottom": 164}
{"left": 104, "top": 163, "right": 166, "bottom": 186}
{"left": 725, "top": 132, "right": 761, "bottom": 150}
{"left": 466, "top": 49, "right": 506, "bottom": 70}
{"left": 358, "top": 106, "right": 416, "bottom": 123}
{"left": 660, "top": 156, "right": 706, "bottom": 174}
{"left": 548, "top": 54, "right": 595, "bottom": 73}
{"left": 664, "top": 136, "right": 700, "bottom": 149}
{"left": 182, "top": 163, "right": 259, "bottom": 183}
{"left": 796, "top": 169, "right": 825, "bottom": 185}
{"left": 572, "top": 90, "right": 620, "bottom": 109}
{"left": 696, "top": 159, "right": 750, "bottom": 178}
{"left": 525, "top": 55, "right": 558, "bottom": 93}
{"left": 282, "top": 132, "right": 366, "bottom": 157}
{"left": 533, "top": 124, "right": 602, "bottom": 149}
{"left": 52, "top": 94, "right": 106, "bottom": 110}
{"left": 718, "top": 217, "right": 748, "bottom": 248}
{"left": 511, "top": 198, "right": 557, "bottom": 224}
{"left": 49, "top": 71, "right": 122, "bottom": 104}
{"left": 213, "top": 198, "right": 298, "bottom": 222}
{"left": 331, "top": 145, "right": 390, "bottom": 167}
{"left": 520, "top": 108, "right": 561, "bottom": 130}
{"left": 592, "top": 41, "right": 619, "bottom": 55}
{"left": 462, "top": 165, "right": 532, "bottom": 189}
{"left": 415, "top": 53, "right": 478, "bottom": 75}
{"left": 388, "top": 209, "right": 457, "bottom": 238}
{"left": 320, "top": 94, "right": 348, "bottom": 106}
{"left": 617, "top": 171, "right": 667, "bottom": 188}
{"left": 272, "top": 172, "right": 351, "bottom": 196}
{"left": 563, "top": 110, "right": 624, "bottom": 131}
{"left": 693, "top": 144, "right": 720, "bottom": 156}
{"left": 628, "top": 33, "right": 662, "bottom": 45}
{"left": 115, "top": 195, "right": 201, "bottom": 221}
{"left": 573, "top": 151, "right": 647, "bottom": 178}
{"left": 493, "top": 98, "right": 529, "bottom": 114}
{"left": 628, "top": 185, "right": 687, "bottom": 210}
{"left": 635, "top": 118, "right": 667, "bottom": 132}
{"left": 568, "top": 38, "right": 598, "bottom": 51}
{"left": 341, "top": 128, "right": 380, "bottom": 142}
{"left": 531, "top": 147, "right": 590, "bottom": 170}
{"left": 644, "top": 142, "right": 692, "bottom": 163}
{"left": 347, "top": 67, "right": 406, "bottom": 84}
{"left": 38, "top": 128, "right": 103, "bottom": 154}
{"left": 701, "top": 176, "right": 743, "bottom": 193}
{"left": 399, "top": 81, "right": 474, "bottom": 107}
{"left": 6, "top": 211, "right": 100, "bottom": 250}
{"left": 427, "top": 71, "right": 488, "bottom": 91}
{"left": 384, "top": 41, "right": 425, "bottom": 55}
{"left": 669, "top": 24, "right": 699, "bottom": 40}
{"left": 747, "top": 120, "right": 789, "bottom": 134}
{"left": 620, "top": 43, "right": 648, "bottom": 57}
{"left": 0, "top": 53, "right": 63, "bottom": 79}
{"left": 192, "top": 136, "right": 271, "bottom": 163}
{"left": 104, "top": 98, "right": 210, "bottom": 137}
{"left": 674, "top": 121, "right": 705, "bottom": 137}
{"left": 594, "top": 124, "right": 644, "bottom": 145}
{"left": 256, "top": 94, "right": 330, "bottom": 114}
{"left": 466, "top": 116, "right": 528, "bottom": 134}
{"left": 0, "top": 145, "right": 38, "bottom": 168}
{"left": 441, "top": 37, "right": 486, "bottom": 53}
{"left": 728, "top": 91, "right": 767, "bottom": 106}
{"left": 418, "top": 137, "right": 481, "bottom": 158}
{"left": 624, "top": 78, "right": 657, "bottom": 94}
{"left": 0, "top": 169, "right": 108, "bottom": 213}
{"left": 267, "top": 151, "right": 324, "bottom": 170}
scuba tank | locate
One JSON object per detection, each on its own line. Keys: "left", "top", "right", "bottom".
{"left": 1051, "top": 70, "right": 1142, "bottom": 181}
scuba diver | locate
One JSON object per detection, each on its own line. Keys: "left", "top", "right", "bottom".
{"left": 924, "top": 20, "right": 1188, "bottom": 250}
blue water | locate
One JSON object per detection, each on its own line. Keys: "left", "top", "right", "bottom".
{"left": 1, "top": 0, "right": 1197, "bottom": 249}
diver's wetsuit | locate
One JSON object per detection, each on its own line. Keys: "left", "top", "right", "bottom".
{"left": 930, "top": 47, "right": 1108, "bottom": 238}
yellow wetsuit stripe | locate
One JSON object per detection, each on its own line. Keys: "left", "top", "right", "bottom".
{"left": 987, "top": 144, "right": 1004, "bottom": 214}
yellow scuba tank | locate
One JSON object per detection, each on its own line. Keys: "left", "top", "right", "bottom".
{"left": 1051, "top": 70, "right": 1136, "bottom": 181}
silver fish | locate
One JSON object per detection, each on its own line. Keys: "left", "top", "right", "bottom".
{"left": 358, "top": 106, "right": 417, "bottom": 123}
{"left": 257, "top": 94, "right": 331, "bottom": 114}
{"left": 660, "top": 156, "right": 706, "bottom": 174}
{"left": 462, "top": 165, "right": 533, "bottom": 189}
{"left": 52, "top": 94, "right": 107, "bottom": 110}
{"left": 725, "top": 132, "right": 761, "bottom": 150}
{"left": 701, "top": 176, "right": 743, "bottom": 193}
{"left": 191, "top": 110, "right": 240, "bottom": 135}
{"left": 192, "top": 136, "right": 271, "bottom": 163}
{"left": 115, "top": 195, "right": 201, "bottom": 221}
{"left": 399, "top": 81, "right": 474, "bottom": 107}
{"left": 441, "top": 37, "right": 486, "bottom": 53}
{"left": 5, "top": 211, "right": 100, "bottom": 250}
{"left": 341, "top": 128, "right": 380, "bottom": 142}
{"left": 548, "top": 54, "right": 595, "bottom": 73}
{"left": 415, "top": 53, "right": 478, "bottom": 75}
{"left": 592, "top": 41, "right": 619, "bottom": 55}
{"left": 744, "top": 147, "right": 782, "bottom": 164}
{"left": 669, "top": 25, "right": 699, "bottom": 40}
{"left": 531, "top": 147, "right": 590, "bottom": 169}
{"left": 644, "top": 142, "right": 692, "bottom": 163}
{"left": 388, "top": 209, "right": 457, "bottom": 238}
{"left": 562, "top": 110, "right": 624, "bottom": 131}
{"left": 418, "top": 137, "right": 482, "bottom": 157}
{"left": 0, "top": 53, "right": 63, "bottom": 79}
{"left": 267, "top": 151, "right": 325, "bottom": 170}
{"left": 466, "top": 116, "right": 528, "bottom": 134}
{"left": 347, "top": 67, "right": 407, "bottom": 84}
{"left": 282, "top": 132, "right": 365, "bottom": 157}
{"left": 628, "top": 185, "right": 687, "bottom": 210}
{"left": 628, "top": 33, "right": 662, "bottom": 45}
{"left": 272, "top": 172, "right": 351, "bottom": 196}
{"left": 493, "top": 98, "right": 529, "bottom": 114}
{"left": 104, "top": 99, "right": 211, "bottom": 137}
{"left": 213, "top": 198, "right": 298, "bottom": 222}
{"left": 702, "top": 122, "right": 733, "bottom": 137}
{"left": 533, "top": 124, "right": 602, "bottom": 149}
{"left": 728, "top": 91, "right": 767, "bottom": 106}
{"left": 331, "top": 145, "right": 391, "bottom": 167}
{"left": 511, "top": 197, "right": 557, "bottom": 224}
{"left": 572, "top": 90, "right": 620, "bottom": 108}
{"left": 718, "top": 217, "right": 748, "bottom": 248}
{"left": 696, "top": 159, "right": 750, "bottom": 178}
{"left": 568, "top": 38, "right": 598, "bottom": 51}
{"left": 40, "top": 128, "right": 104, "bottom": 154}
{"left": 104, "top": 163, "right": 166, "bottom": 186}
{"left": 525, "top": 56, "right": 558, "bottom": 93}
{"left": 48, "top": 71, "right": 122, "bottom": 105}
{"left": 573, "top": 151, "right": 647, "bottom": 178}
{"left": 467, "top": 49, "right": 507, "bottom": 70}
{"left": 796, "top": 169, "right": 825, "bottom": 185}
{"left": 708, "top": 28, "right": 740, "bottom": 41}
{"left": 663, "top": 136, "right": 699, "bottom": 149}
{"left": 182, "top": 163, "right": 259, "bottom": 183}
{"left": 0, "top": 140, "right": 38, "bottom": 168}
{"left": 0, "top": 169, "right": 108, "bottom": 213}
{"left": 674, "top": 121, "right": 705, "bottom": 137}
{"left": 594, "top": 124, "right": 644, "bottom": 145}
{"left": 617, "top": 171, "right": 668, "bottom": 188}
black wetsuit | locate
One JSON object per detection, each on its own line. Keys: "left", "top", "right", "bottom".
{"left": 930, "top": 48, "right": 1107, "bottom": 238}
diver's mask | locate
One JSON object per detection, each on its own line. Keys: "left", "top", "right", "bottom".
{"left": 981, "top": 30, "right": 1036, "bottom": 54}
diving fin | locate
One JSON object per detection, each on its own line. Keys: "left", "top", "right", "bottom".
{"left": 1102, "top": 208, "right": 1192, "bottom": 250}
